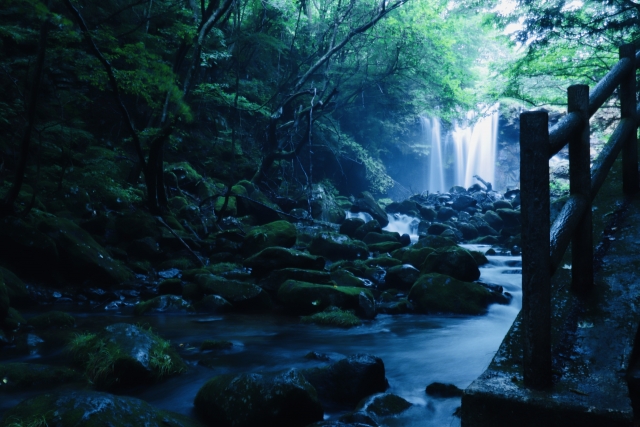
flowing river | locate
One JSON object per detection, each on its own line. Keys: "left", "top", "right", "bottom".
{"left": 0, "top": 217, "right": 522, "bottom": 427}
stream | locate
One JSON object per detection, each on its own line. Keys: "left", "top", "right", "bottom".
{"left": 0, "top": 217, "right": 522, "bottom": 427}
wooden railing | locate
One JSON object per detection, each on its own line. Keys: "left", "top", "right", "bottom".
{"left": 520, "top": 44, "right": 640, "bottom": 388}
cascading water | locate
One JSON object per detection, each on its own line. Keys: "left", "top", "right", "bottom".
{"left": 422, "top": 105, "right": 499, "bottom": 192}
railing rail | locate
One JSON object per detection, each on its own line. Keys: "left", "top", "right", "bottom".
{"left": 520, "top": 44, "right": 639, "bottom": 388}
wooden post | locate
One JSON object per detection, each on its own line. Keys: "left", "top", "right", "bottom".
{"left": 620, "top": 44, "right": 638, "bottom": 195}
{"left": 568, "top": 85, "right": 593, "bottom": 294}
{"left": 520, "top": 111, "right": 551, "bottom": 389}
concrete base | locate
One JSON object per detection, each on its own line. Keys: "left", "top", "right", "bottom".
{"left": 461, "top": 190, "right": 640, "bottom": 426}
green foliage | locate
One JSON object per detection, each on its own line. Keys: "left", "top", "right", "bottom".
{"left": 301, "top": 308, "right": 362, "bottom": 328}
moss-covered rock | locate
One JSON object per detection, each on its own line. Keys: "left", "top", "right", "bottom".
{"left": 367, "top": 241, "right": 402, "bottom": 253}
{"left": 364, "top": 256, "right": 402, "bottom": 269}
{"left": 194, "top": 369, "right": 323, "bottom": 427}
{"left": 0, "top": 362, "right": 81, "bottom": 390}
{"left": 408, "top": 273, "right": 504, "bottom": 315}
{"left": 38, "top": 216, "right": 133, "bottom": 285}
{"left": 482, "top": 210, "right": 504, "bottom": 231}
{"left": 28, "top": 311, "right": 76, "bottom": 329}
{"left": 309, "top": 232, "right": 369, "bottom": 261}
{"left": 244, "top": 247, "right": 325, "bottom": 275}
{"left": 354, "top": 220, "right": 382, "bottom": 240}
{"left": 339, "top": 218, "right": 365, "bottom": 238}
{"left": 158, "top": 278, "right": 183, "bottom": 295}
{"left": 277, "top": 280, "right": 375, "bottom": 319}
{"left": 384, "top": 265, "right": 420, "bottom": 291}
{"left": 0, "top": 390, "right": 203, "bottom": 427}
{"left": 351, "top": 192, "right": 389, "bottom": 227}
{"left": 330, "top": 269, "right": 367, "bottom": 288}
{"left": 242, "top": 220, "right": 297, "bottom": 256}
{"left": 194, "top": 274, "right": 272, "bottom": 310}
{"left": 420, "top": 246, "right": 480, "bottom": 282}
{"left": 194, "top": 294, "right": 234, "bottom": 313}
{"left": 0, "top": 275, "right": 8, "bottom": 323}
{"left": 134, "top": 295, "right": 195, "bottom": 315}
{"left": 301, "top": 354, "right": 388, "bottom": 406}
{"left": 69, "top": 323, "right": 186, "bottom": 390}
{"left": 392, "top": 246, "right": 434, "bottom": 270}
{"left": 259, "top": 268, "right": 332, "bottom": 292}
{"left": 301, "top": 308, "right": 362, "bottom": 328}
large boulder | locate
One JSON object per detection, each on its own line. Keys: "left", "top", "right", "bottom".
{"left": 421, "top": 246, "right": 480, "bottom": 282}
{"left": 408, "top": 273, "right": 507, "bottom": 315}
{"left": 242, "top": 220, "right": 297, "bottom": 256}
{"left": 194, "top": 274, "right": 272, "bottom": 310}
{"left": 482, "top": 210, "right": 503, "bottom": 231}
{"left": 392, "top": 247, "right": 435, "bottom": 270}
{"left": 69, "top": 323, "right": 186, "bottom": 390}
{"left": 194, "top": 369, "right": 323, "bottom": 427}
{"left": 309, "top": 232, "right": 369, "bottom": 261}
{"left": 351, "top": 192, "right": 389, "bottom": 227}
{"left": 339, "top": 218, "right": 366, "bottom": 238}
{"left": 38, "top": 216, "right": 133, "bottom": 285}
{"left": 0, "top": 390, "right": 202, "bottom": 427}
{"left": 301, "top": 354, "right": 388, "bottom": 406}
{"left": 243, "top": 247, "right": 325, "bottom": 275}
{"left": 385, "top": 200, "right": 420, "bottom": 216}
{"left": 277, "top": 280, "right": 375, "bottom": 319}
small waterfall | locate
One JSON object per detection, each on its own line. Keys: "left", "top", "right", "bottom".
{"left": 421, "top": 105, "right": 499, "bottom": 192}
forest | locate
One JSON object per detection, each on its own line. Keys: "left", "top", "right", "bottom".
{"left": 0, "top": 0, "right": 638, "bottom": 426}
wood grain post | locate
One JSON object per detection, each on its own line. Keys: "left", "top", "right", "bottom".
{"left": 568, "top": 85, "right": 593, "bottom": 294}
{"left": 620, "top": 44, "right": 638, "bottom": 195}
{"left": 520, "top": 111, "right": 551, "bottom": 389}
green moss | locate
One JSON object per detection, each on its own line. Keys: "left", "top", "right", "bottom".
{"left": 367, "top": 241, "right": 402, "bottom": 253}
{"left": 200, "top": 340, "right": 233, "bottom": 351}
{"left": 408, "top": 273, "right": 495, "bottom": 315}
{"left": 301, "top": 309, "right": 362, "bottom": 328}
{"left": 28, "top": 311, "right": 76, "bottom": 330}
{"left": 277, "top": 280, "right": 373, "bottom": 315}
{"left": 243, "top": 220, "right": 297, "bottom": 255}
{"left": 134, "top": 295, "right": 194, "bottom": 315}
{"left": 0, "top": 363, "right": 81, "bottom": 391}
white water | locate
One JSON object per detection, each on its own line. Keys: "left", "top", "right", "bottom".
{"left": 422, "top": 105, "right": 499, "bottom": 192}
{"left": 384, "top": 214, "right": 420, "bottom": 243}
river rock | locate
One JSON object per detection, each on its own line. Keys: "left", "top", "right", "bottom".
{"left": 493, "top": 200, "right": 513, "bottom": 210}
{"left": 259, "top": 268, "right": 332, "bottom": 292}
{"left": 393, "top": 247, "right": 434, "bottom": 269}
{"left": 277, "top": 280, "right": 376, "bottom": 319}
{"left": 243, "top": 247, "right": 325, "bottom": 274}
{"left": 415, "top": 235, "right": 456, "bottom": 249}
{"left": 425, "top": 382, "right": 463, "bottom": 397}
{"left": 194, "top": 274, "right": 271, "bottom": 310}
{"left": 309, "top": 232, "right": 369, "bottom": 261}
{"left": 421, "top": 246, "right": 480, "bottom": 282}
{"left": 452, "top": 195, "right": 477, "bottom": 211}
{"left": 301, "top": 354, "right": 388, "bottom": 406}
{"left": 351, "top": 192, "right": 389, "bottom": 227}
{"left": 408, "top": 273, "right": 505, "bottom": 315}
{"left": 436, "top": 207, "right": 457, "bottom": 221}
{"left": 340, "top": 218, "right": 366, "bottom": 238}
{"left": 427, "top": 223, "right": 451, "bottom": 235}
{"left": 354, "top": 220, "right": 382, "bottom": 240}
{"left": 0, "top": 390, "right": 202, "bottom": 427}
{"left": 194, "top": 369, "right": 323, "bottom": 427}
{"left": 70, "top": 323, "right": 186, "bottom": 390}
{"left": 356, "top": 393, "right": 412, "bottom": 416}
{"left": 242, "top": 220, "right": 297, "bottom": 256}
{"left": 383, "top": 265, "right": 420, "bottom": 291}
{"left": 134, "top": 295, "right": 195, "bottom": 315}
{"left": 496, "top": 208, "right": 521, "bottom": 227}
{"left": 417, "top": 206, "right": 437, "bottom": 221}
{"left": 456, "top": 222, "right": 479, "bottom": 240}
{"left": 28, "top": 311, "right": 75, "bottom": 329}
{"left": 362, "top": 232, "right": 398, "bottom": 246}
{"left": 331, "top": 269, "right": 367, "bottom": 288}
{"left": 385, "top": 200, "right": 420, "bottom": 216}
{"left": 482, "top": 210, "right": 503, "bottom": 231}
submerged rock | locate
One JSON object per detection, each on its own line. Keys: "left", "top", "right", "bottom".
{"left": 425, "top": 382, "right": 463, "bottom": 398}
{"left": 0, "top": 390, "right": 203, "bottom": 427}
{"left": 356, "top": 393, "right": 412, "bottom": 416}
{"left": 194, "top": 369, "right": 323, "bottom": 427}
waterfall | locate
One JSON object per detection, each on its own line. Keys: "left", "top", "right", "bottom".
{"left": 422, "top": 105, "right": 499, "bottom": 192}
